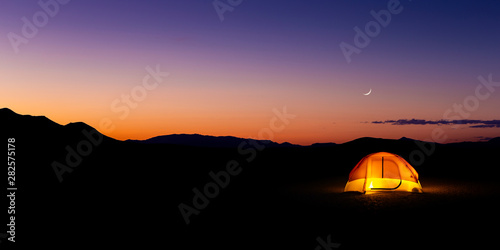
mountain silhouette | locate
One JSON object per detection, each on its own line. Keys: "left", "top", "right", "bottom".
{"left": 127, "top": 134, "right": 300, "bottom": 148}
{"left": 488, "top": 137, "right": 500, "bottom": 145}
{"left": 3, "top": 107, "right": 499, "bottom": 183}
{"left": 1, "top": 108, "right": 116, "bottom": 144}
{"left": 3, "top": 107, "right": 498, "bottom": 150}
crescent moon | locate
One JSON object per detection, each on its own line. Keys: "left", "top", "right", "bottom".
{"left": 363, "top": 89, "right": 372, "bottom": 96}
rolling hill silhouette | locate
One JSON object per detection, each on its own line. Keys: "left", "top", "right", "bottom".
{"left": 127, "top": 134, "right": 300, "bottom": 148}
{"left": 2, "top": 107, "right": 500, "bottom": 184}
{"left": 3, "top": 107, "right": 498, "bottom": 151}
{"left": 1, "top": 107, "right": 499, "bottom": 249}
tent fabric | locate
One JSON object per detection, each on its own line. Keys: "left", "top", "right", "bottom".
{"left": 344, "top": 152, "right": 423, "bottom": 193}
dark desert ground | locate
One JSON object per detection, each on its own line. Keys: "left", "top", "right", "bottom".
{"left": 2, "top": 108, "right": 499, "bottom": 249}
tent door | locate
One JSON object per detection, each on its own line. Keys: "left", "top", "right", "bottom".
{"left": 369, "top": 157, "right": 402, "bottom": 190}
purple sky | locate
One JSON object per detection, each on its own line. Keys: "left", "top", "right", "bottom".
{"left": 2, "top": 0, "right": 500, "bottom": 145}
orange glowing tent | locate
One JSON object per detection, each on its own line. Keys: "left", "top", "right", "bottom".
{"left": 344, "top": 152, "right": 423, "bottom": 193}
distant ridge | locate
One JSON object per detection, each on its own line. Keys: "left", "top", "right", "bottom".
{"left": 2, "top": 107, "right": 499, "bottom": 148}
{"left": 309, "top": 142, "right": 337, "bottom": 147}
{"left": 488, "top": 137, "right": 500, "bottom": 144}
{"left": 399, "top": 137, "right": 416, "bottom": 141}
{"left": 127, "top": 134, "right": 301, "bottom": 148}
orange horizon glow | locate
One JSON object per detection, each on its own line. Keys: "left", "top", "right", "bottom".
{"left": 4, "top": 104, "right": 499, "bottom": 146}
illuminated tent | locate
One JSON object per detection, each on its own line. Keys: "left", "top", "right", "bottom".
{"left": 344, "top": 152, "right": 423, "bottom": 193}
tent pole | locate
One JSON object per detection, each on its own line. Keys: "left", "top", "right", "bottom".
{"left": 381, "top": 157, "right": 384, "bottom": 178}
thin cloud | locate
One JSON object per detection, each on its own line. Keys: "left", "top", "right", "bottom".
{"left": 469, "top": 124, "right": 497, "bottom": 128}
{"left": 371, "top": 119, "right": 500, "bottom": 128}
{"left": 475, "top": 136, "right": 493, "bottom": 141}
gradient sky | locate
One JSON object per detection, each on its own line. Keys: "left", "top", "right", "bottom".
{"left": 2, "top": 0, "right": 500, "bottom": 145}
